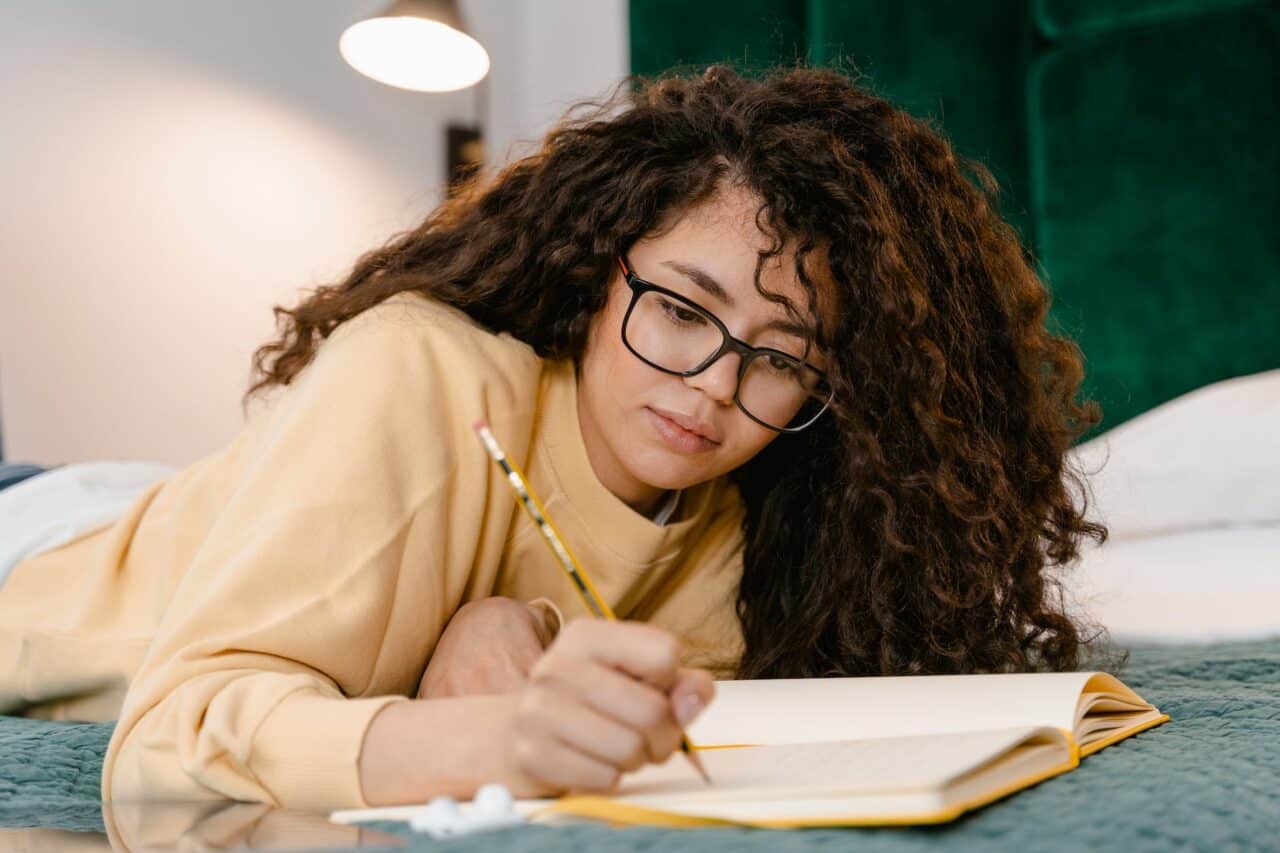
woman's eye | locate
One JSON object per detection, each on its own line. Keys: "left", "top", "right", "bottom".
{"left": 765, "top": 354, "right": 799, "bottom": 373}
{"left": 660, "top": 299, "right": 705, "bottom": 326}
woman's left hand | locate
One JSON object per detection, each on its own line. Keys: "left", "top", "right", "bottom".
{"left": 417, "top": 596, "right": 559, "bottom": 699}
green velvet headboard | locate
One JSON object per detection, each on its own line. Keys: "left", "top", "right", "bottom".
{"left": 630, "top": 0, "right": 1280, "bottom": 439}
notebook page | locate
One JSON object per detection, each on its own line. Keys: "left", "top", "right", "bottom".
{"left": 687, "top": 672, "right": 1103, "bottom": 745}
{"left": 545, "top": 727, "right": 1072, "bottom": 826}
{"left": 619, "top": 727, "right": 1059, "bottom": 798}
{"left": 333, "top": 729, "right": 1074, "bottom": 829}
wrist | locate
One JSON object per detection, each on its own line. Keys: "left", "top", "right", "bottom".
{"left": 359, "top": 694, "right": 522, "bottom": 807}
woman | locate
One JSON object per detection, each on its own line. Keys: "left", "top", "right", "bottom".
{"left": 0, "top": 64, "right": 1110, "bottom": 812}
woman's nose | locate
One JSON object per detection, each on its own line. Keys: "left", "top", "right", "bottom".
{"left": 685, "top": 350, "right": 742, "bottom": 404}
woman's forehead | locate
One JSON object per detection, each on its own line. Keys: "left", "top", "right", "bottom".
{"left": 644, "top": 182, "right": 840, "bottom": 331}
{"left": 653, "top": 241, "right": 836, "bottom": 331}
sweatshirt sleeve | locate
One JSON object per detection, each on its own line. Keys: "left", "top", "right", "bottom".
{"left": 102, "top": 303, "right": 498, "bottom": 812}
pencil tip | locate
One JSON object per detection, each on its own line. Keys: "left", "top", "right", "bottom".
{"left": 683, "top": 743, "right": 713, "bottom": 785}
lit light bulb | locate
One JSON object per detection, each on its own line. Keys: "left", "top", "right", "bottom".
{"left": 340, "top": 12, "right": 489, "bottom": 92}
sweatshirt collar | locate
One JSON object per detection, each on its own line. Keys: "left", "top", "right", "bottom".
{"left": 536, "top": 356, "right": 722, "bottom": 567}
{"left": 649, "top": 486, "right": 681, "bottom": 526}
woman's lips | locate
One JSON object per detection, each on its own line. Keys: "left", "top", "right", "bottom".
{"left": 646, "top": 407, "right": 718, "bottom": 453}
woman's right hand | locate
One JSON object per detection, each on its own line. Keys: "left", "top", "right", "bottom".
{"left": 500, "top": 617, "right": 715, "bottom": 797}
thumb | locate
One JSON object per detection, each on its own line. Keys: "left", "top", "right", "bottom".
{"left": 669, "top": 667, "right": 715, "bottom": 726}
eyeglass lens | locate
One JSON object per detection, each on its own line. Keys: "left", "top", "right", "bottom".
{"left": 625, "top": 289, "right": 829, "bottom": 431}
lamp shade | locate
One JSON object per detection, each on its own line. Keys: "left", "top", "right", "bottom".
{"left": 340, "top": 0, "right": 489, "bottom": 92}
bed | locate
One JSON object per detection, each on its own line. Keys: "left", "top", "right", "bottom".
{"left": 2, "top": 634, "right": 1277, "bottom": 850}
{"left": 2, "top": 371, "right": 1278, "bottom": 850}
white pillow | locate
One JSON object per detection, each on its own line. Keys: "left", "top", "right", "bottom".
{"left": 0, "top": 460, "right": 176, "bottom": 590}
{"left": 1063, "top": 524, "right": 1280, "bottom": 644}
{"left": 1067, "top": 368, "right": 1280, "bottom": 540}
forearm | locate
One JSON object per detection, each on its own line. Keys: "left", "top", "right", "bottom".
{"left": 358, "top": 694, "right": 518, "bottom": 806}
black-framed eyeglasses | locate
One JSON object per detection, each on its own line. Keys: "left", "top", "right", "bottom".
{"left": 616, "top": 254, "right": 833, "bottom": 433}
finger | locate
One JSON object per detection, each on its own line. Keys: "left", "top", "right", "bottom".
{"left": 669, "top": 667, "right": 715, "bottom": 726}
{"left": 552, "top": 619, "right": 682, "bottom": 690}
{"left": 543, "top": 660, "right": 682, "bottom": 763}
{"left": 512, "top": 728, "right": 620, "bottom": 794}
{"left": 535, "top": 686, "right": 650, "bottom": 773}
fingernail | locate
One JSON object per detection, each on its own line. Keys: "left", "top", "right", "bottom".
{"left": 674, "top": 692, "right": 704, "bottom": 726}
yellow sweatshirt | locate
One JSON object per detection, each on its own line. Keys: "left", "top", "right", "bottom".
{"left": 0, "top": 290, "right": 747, "bottom": 813}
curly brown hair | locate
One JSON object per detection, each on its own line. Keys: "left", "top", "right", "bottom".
{"left": 244, "top": 62, "right": 1123, "bottom": 680}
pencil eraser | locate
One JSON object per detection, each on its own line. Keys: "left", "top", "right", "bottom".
{"left": 473, "top": 418, "right": 489, "bottom": 432}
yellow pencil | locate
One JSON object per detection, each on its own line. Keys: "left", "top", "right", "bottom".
{"left": 472, "top": 417, "right": 711, "bottom": 785}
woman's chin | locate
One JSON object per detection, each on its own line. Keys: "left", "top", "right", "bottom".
{"left": 622, "top": 453, "right": 689, "bottom": 492}
{"left": 629, "top": 459, "right": 714, "bottom": 494}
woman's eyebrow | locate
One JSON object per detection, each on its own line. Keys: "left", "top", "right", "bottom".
{"left": 660, "top": 259, "right": 814, "bottom": 337}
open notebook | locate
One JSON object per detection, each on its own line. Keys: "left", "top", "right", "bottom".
{"left": 330, "top": 671, "right": 1169, "bottom": 830}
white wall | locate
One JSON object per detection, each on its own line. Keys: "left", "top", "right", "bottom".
{"left": 0, "top": 0, "right": 627, "bottom": 465}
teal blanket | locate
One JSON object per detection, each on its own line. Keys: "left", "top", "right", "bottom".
{"left": 4, "top": 636, "right": 1278, "bottom": 850}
